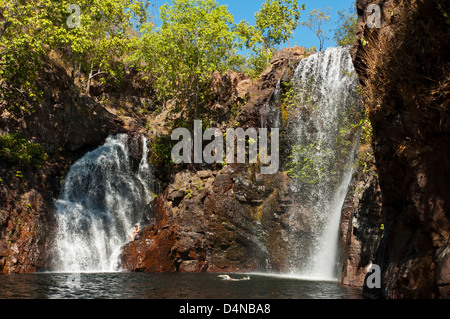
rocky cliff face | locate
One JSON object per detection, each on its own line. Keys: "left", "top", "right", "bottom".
{"left": 120, "top": 166, "right": 293, "bottom": 273}
{"left": 354, "top": 0, "right": 450, "bottom": 298}
{"left": 120, "top": 47, "right": 311, "bottom": 273}
{"left": 340, "top": 166, "right": 384, "bottom": 287}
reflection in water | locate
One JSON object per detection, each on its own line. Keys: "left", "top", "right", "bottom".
{"left": 0, "top": 273, "right": 363, "bottom": 299}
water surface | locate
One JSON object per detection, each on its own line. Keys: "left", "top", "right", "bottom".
{"left": 0, "top": 273, "right": 363, "bottom": 299}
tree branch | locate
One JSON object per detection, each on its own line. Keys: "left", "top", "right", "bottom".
{"left": 90, "top": 71, "right": 107, "bottom": 79}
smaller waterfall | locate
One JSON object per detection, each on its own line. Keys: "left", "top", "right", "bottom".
{"left": 53, "top": 134, "right": 153, "bottom": 273}
{"left": 286, "top": 46, "right": 362, "bottom": 281}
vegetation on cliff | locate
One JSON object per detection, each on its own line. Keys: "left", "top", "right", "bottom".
{"left": 0, "top": 132, "right": 47, "bottom": 168}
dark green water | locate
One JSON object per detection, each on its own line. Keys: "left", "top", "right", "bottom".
{"left": 0, "top": 273, "right": 363, "bottom": 299}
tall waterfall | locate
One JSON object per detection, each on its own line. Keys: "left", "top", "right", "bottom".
{"left": 53, "top": 134, "right": 153, "bottom": 273}
{"left": 286, "top": 46, "right": 362, "bottom": 281}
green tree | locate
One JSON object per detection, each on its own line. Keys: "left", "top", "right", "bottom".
{"left": 0, "top": 0, "right": 150, "bottom": 104}
{"left": 333, "top": 4, "right": 358, "bottom": 46}
{"left": 136, "top": 0, "right": 241, "bottom": 122}
{"left": 301, "top": 8, "right": 331, "bottom": 51}
{"left": 64, "top": 0, "right": 150, "bottom": 95}
{"left": 255, "top": 0, "right": 304, "bottom": 51}
{"left": 250, "top": 0, "right": 305, "bottom": 71}
{"left": 0, "top": 132, "right": 47, "bottom": 168}
{"left": 0, "top": 1, "right": 58, "bottom": 105}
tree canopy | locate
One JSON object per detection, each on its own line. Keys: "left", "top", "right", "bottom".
{"left": 0, "top": 0, "right": 150, "bottom": 102}
{"left": 301, "top": 8, "right": 331, "bottom": 52}
{"left": 333, "top": 4, "right": 358, "bottom": 46}
{"left": 134, "top": 0, "right": 241, "bottom": 120}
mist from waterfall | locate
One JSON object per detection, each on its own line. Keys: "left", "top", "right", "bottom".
{"left": 286, "top": 46, "right": 362, "bottom": 281}
{"left": 53, "top": 134, "right": 153, "bottom": 273}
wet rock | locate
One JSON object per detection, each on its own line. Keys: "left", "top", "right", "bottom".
{"left": 120, "top": 227, "right": 177, "bottom": 272}
{"left": 119, "top": 166, "right": 294, "bottom": 274}
{"left": 436, "top": 244, "right": 450, "bottom": 298}
{"left": 340, "top": 169, "right": 383, "bottom": 287}
{"left": 179, "top": 260, "right": 201, "bottom": 272}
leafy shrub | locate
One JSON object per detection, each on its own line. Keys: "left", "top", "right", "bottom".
{"left": 149, "top": 133, "right": 175, "bottom": 171}
{"left": 0, "top": 132, "right": 48, "bottom": 168}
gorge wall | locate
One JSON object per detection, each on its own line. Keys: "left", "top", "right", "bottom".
{"left": 120, "top": 47, "right": 309, "bottom": 274}
{"left": 120, "top": 45, "right": 378, "bottom": 282}
{"left": 353, "top": 0, "right": 450, "bottom": 298}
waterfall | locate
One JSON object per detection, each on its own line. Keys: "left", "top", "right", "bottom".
{"left": 286, "top": 46, "right": 362, "bottom": 281}
{"left": 53, "top": 134, "right": 153, "bottom": 273}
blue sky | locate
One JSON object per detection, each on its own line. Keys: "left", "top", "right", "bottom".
{"left": 149, "top": 0, "right": 356, "bottom": 51}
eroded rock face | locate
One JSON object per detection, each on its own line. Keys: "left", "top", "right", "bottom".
{"left": 354, "top": 0, "right": 450, "bottom": 298}
{"left": 0, "top": 188, "right": 50, "bottom": 273}
{"left": 340, "top": 169, "right": 383, "bottom": 287}
{"left": 119, "top": 165, "right": 294, "bottom": 273}
{"left": 237, "top": 46, "right": 310, "bottom": 130}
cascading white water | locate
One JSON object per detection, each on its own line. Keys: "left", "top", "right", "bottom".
{"left": 287, "top": 46, "right": 362, "bottom": 281}
{"left": 53, "top": 134, "right": 152, "bottom": 273}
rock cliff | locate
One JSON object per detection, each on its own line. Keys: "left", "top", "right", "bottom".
{"left": 340, "top": 165, "right": 384, "bottom": 287}
{"left": 120, "top": 166, "right": 293, "bottom": 273}
{"left": 353, "top": 0, "right": 450, "bottom": 298}
{"left": 120, "top": 47, "right": 310, "bottom": 273}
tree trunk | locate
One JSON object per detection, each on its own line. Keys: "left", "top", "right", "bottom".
{"left": 194, "top": 75, "right": 199, "bottom": 121}
{"left": 85, "top": 63, "right": 106, "bottom": 96}
{"left": 86, "top": 67, "right": 93, "bottom": 96}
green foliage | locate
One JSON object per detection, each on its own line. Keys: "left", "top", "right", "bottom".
{"left": 195, "top": 181, "right": 203, "bottom": 192}
{"left": 301, "top": 8, "right": 331, "bottom": 51}
{"left": 0, "top": 133, "right": 48, "bottom": 168}
{"left": 360, "top": 37, "right": 368, "bottom": 46}
{"left": 134, "top": 0, "right": 241, "bottom": 120}
{"left": 238, "top": 0, "right": 304, "bottom": 76}
{"left": 0, "top": 0, "right": 151, "bottom": 105}
{"left": 333, "top": 4, "right": 358, "bottom": 46}
{"left": 244, "top": 47, "right": 276, "bottom": 79}
{"left": 149, "top": 134, "right": 175, "bottom": 171}
{"left": 65, "top": 0, "right": 150, "bottom": 95}
{"left": 287, "top": 142, "right": 333, "bottom": 184}
{"left": 0, "top": 1, "right": 54, "bottom": 103}
{"left": 255, "top": 0, "right": 305, "bottom": 49}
